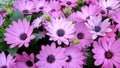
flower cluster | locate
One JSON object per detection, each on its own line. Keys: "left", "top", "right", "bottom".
{"left": 0, "top": 0, "right": 120, "bottom": 68}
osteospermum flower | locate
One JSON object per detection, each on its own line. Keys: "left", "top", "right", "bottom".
{"left": 36, "top": 43, "right": 67, "bottom": 68}
{"left": 85, "top": 15, "right": 112, "bottom": 39}
{"left": 64, "top": 46, "right": 85, "bottom": 68}
{"left": 74, "top": 22, "right": 93, "bottom": 48}
{"left": 46, "top": 18, "right": 75, "bottom": 45}
{"left": 0, "top": 52, "right": 16, "bottom": 68}
{"left": 60, "top": 0, "right": 78, "bottom": 7}
{"left": 4, "top": 18, "right": 35, "bottom": 48}
{"left": 99, "top": 0, "right": 120, "bottom": 16}
{"left": 13, "top": 0, "right": 35, "bottom": 14}
{"left": 15, "top": 52, "right": 36, "bottom": 68}
{"left": 32, "top": 17, "right": 43, "bottom": 28}
{"left": 92, "top": 37, "right": 120, "bottom": 68}
{"left": 76, "top": 4, "right": 101, "bottom": 22}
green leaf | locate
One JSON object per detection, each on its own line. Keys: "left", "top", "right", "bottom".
{"left": 25, "top": 15, "right": 32, "bottom": 22}
{"left": 3, "top": 17, "right": 12, "bottom": 27}
{"left": 0, "top": 42, "right": 9, "bottom": 51}
{"left": 10, "top": 10, "right": 24, "bottom": 21}
{"left": 0, "top": 37, "right": 5, "bottom": 43}
{"left": 7, "top": 47, "right": 18, "bottom": 56}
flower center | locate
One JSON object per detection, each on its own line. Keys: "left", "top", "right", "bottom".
{"left": 105, "top": 51, "right": 113, "bottom": 59}
{"left": 39, "top": 7, "right": 43, "bottom": 10}
{"left": 95, "top": 26, "right": 101, "bottom": 32}
{"left": 106, "top": 7, "right": 112, "bottom": 10}
{"left": 20, "top": 33, "right": 27, "bottom": 40}
{"left": 38, "top": 25, "right": 44, "bottom": 31}
{"left": 26, "top": 60, "right": 33, "bottom": 67}
{"left": 23, "top": 10, "right": 29, "bottom": 14}
{"left": 57, "top": 29, "right": 65, "bottom": 37}
{"left": 1, "top": 66, "right": 7, "bottom": 68}
{"left": 66, "top": 55, "right": 72, "bottom": 62}
{"left": 77, "top": 33, "right": 84, "bottom": 39}
{"left": 47, "top": 55, "right": 55, "bottom": 63}
{"left": 101, "top": 10, "right": 106, "bottom": 14}
{"left": 66, "top": 1, "right": 72, "bottom": 5}
{"left": 51, "top": 9, "right": 56, "bottom": 12}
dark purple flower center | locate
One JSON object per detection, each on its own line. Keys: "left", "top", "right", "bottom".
{"left": 51, "top": 9, "right": 56, "bottom": 12}
{"left": 26, "top": 60, "right": 33, "bottom": 67}
{"left": 38, "top": 25, "right": 44, "bottom": 31}
{"left": 66, "top": 1, "right": 72, "bottom": 5}
{"left": 66, "top": 55, "right": 72, "bottom": 62}
{"left": 39, "top": 7, "right": 43, "bottom": 10}
{"left": 23, "top": 10, "right": 29, "bottom": 14}
{"left": 20, "top": 33, "right": 27, "bottom": 40}
{"left": 1, "top": 66, "right": 7, "bottom": 68}
{"left": 105, "top": 51, "right": 113, "bottom": 59}
{"left": 106, "top": 7, "right": 112, "bottom": 10}
{"left": 101, "top": 10, "right": 106, "bottom": 14}
{"left": 95, "top": 26, "right": 101, "bottom": 32}
{"left": 57, "top": 29, "right": 65, "bottom": 37}
{"left": 47, "top": 55, "right": 55, "bottom": 63}
{"left": 77, "top": 33, "right": 84, "bottom": 39}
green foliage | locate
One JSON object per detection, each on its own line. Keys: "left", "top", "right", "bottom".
{"left": 7, "top": 47, "right": 18, "bottom": 56}
{"left": 25, "top": 15, "right": 32, "bottom": 22}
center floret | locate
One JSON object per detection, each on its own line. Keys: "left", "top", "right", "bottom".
{"left": 77, "top": 33, "right": 84, "bottom": 39}
{"left": 66, "top": 1, "right": 72, "bottom": 5}
{"left": 1, "top": 66, "right": 7, "bottom": 68}
{"left": 47, "top": 55, "right": 55, "bottom": 63}
{"left": 95, "top": 26, "right": 101, "bottom": 32}
{"left": 106, "top": 7, "right": 112, "bottom": 10}
{"left": 57, "top": 29, "right": 65, "bottom": 37}
{"left": 20, "top": 33, "right": 27, "bottom": 40}
{"left": 105, "top": 51, "right": 113, "bottom": 59}
{"left": 66, "top": 55, "right": 72, "bottom": 62}
{"left": 26, "top": 60, "right": 33, "bottom": 67}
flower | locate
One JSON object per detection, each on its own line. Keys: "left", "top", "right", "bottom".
{"left": 15, "top": 52, "right": 36, "bottom": 68}
{"left": 64, "top": 45, "right": 85, "bottom": 68}
{"left": 0, "top": 52, "right": 16, "bottom": 68}
{"left": 46, "top": 18, "right": 75, "bottom": 45}
{"left": 32, "top": 17, "right": 43, "bottom": 28}
{"left": 85, "top": 15, "right": 112, "bottom": 39}
{"left": 84, "top": 0, "right": 98, "bottom": 4}
{"left": 13, "top": 0, "right": 35, "bottom": 14}
{"left": 74, "top": 22, "right": 93, "bottom": 48}
{"left": 76, "top": 4, "right": 101, "bottom": 22}
{"left": 99, "top": 0, "right": 120, "bottom": 16}
{"left": 4, "top": 18, "right": 35, "bottom": 48}
{"left": 36, "top": 43, "right": 67, "bottom": 68}
{"left": 92, "top": 37, "right": 120, "bottom": 68}
{"left": 60, "top": 0, "right": 78, "bottom": 7}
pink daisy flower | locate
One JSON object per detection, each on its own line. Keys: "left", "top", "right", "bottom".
{"left": 60, "top": 0, "right": 78, "bottom": 7}
{"left": 84, "top": 0, "right": 98, "bottom": 4}
{"left": 36, "top": 43, "right": 67, "bottom": 68}
{"left": 4, "top": 18, "right": 35, "bottom": 48}
{"left": 76, "top": 4, "right": 101, "bottom": 22}
{"left": 13, "top": 0, "right": 35, "bottom": 14}
{"left": 85, "top": 15, "right": 112, "bottom": 39}
{"left": 99, "top": 0, "right": 120, "bottom": 17}
{"left": 32, "top": 17, "right": 43, "bottom": 28}
{"left": 15, "top": 52, "right": 36, "bottom": 68}
{"left": 0, "top": 10, "right": 7, "bottom": 17}
{"left": 0, "top": 52, "right": 16, "bottom": 68}
{"left": 64, "top": 46, "right": 85, "bottom": 68}
{"left": 92, "top": 37, "right": 120, "bottom": 68}
{"left": 46, "top": 18, "right": 75, "bottom": 45}
{"left": 74, "top": 22, "right": 93, "bottom": 48}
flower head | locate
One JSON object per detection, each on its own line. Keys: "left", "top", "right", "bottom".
{"left": 64, "top": 45, "right": 85, "bottom": 68}
{"left": 36, "top": 43, "right": 67, "bottom": 68}
{"left": 60, "top": 0, "right": 78, "bottom": 7}
{"left": 0, "top": 52, "right": 16, "bottom": 68}
{"left": 92, "top": 37, "right": 120, "bottom": 68}
{"left": 85, "top": 15, "right": 112, "bottom": 39}
{"left": 15, "top": 52, "right": 36, "bottom": 68}
{"left": 46, "top": 18, "right": 75, "bottom": 45}
{"left": 4, "top": 18, "right": 35, "bottom": 48}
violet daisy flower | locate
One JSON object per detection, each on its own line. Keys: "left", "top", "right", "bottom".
{"left": 76, "top": 4, "right": 101, "bottom": 22}
{"left": 63, "top": 46, "right": 85, "bottom": 68}
{"left": 46, "top": 18, "right": 75, "bottom": 45}
{"left": 15, "top": 52, "right": 36, "bottom": 68}
{"left": 4, "top": 18, "right": 35, "bottom": 48}
{"left": 99, "top": 0, "right": 120, "bottom": 17}
{"left": 13, "top": 0, "right": 35, "bottom": 14}
{"left": 74, "top": 22, "right": 93, "bottom": 48}
{"left": 85, "top": 15, "right": 112, "bottom": 39}
{"left": 92, "top": 37, "right": 120, "bottom": 68}
{"left": 0, "top": 52, "right": 16, "bottom": 68}
{"left": 60, "top": 0, "right": 78, "bottom": 7}
{"left": 36, "top": 43, "right": 67, "bottom": 68}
